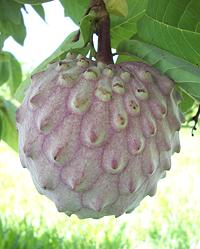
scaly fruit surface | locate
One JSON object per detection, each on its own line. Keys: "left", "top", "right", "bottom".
{"left": 16, "top": 53, "right": 184, "bottom": 219}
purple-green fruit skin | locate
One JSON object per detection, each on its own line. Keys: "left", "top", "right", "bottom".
{"left": 16, "top": 53, "right": 183, "bottom": 219}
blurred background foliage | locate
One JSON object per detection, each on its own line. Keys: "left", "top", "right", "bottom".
{"left": 0, "top": 0, "right": 200, "bottom": 248}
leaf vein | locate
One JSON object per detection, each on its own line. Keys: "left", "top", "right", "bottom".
{"left": 178, "top": 0, "right": 192, "bottom": 28}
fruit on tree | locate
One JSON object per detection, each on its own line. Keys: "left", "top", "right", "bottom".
{"left": 16, "top": 53, "right": 183, "bottom": 219}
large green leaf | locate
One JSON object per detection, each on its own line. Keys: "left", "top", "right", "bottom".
{"left": 0, "top": 34, "right": 8, "bottom": 50}
{"left": 0, "top": 35, "right": 4, "bottom": 51}
{"left": 117, "top": 39, "right": 200, "bottom": 102}
{"left": 31, "top": 4, "right": 45, "bottom": 21}
{"left": 0, "top": 54, "right": 9, "bottom": 86}
{"left": 116, "top": 54, "right": 143, "bottom": 64}
{"left": 80, "top": 13, "right": 95, "bottom": 45}
{"left": 59, "top": 0, "right": 88, "bottom": 25}
{"left": 0, "top": 0, "right": 22, "bottom": 25}
{"left": 0, "top": 0, "right": 26, "bottom": 45}
{"left": 0, "top": 20, "right": 26, "bottom": 45}
{"left": 179, "top": 89, "right": 195, "bottom": 113}
{"left": 0, "top": 99, "right": 18, "bottom": 151}
{"left": 110, "top": 0, "right": 148, "bottom": 48}
{"left": 137, "top": 0, "right": 200, "bottom": 66}
{"left": 103, "top": 0, "right": 128, "bottom": 17}
{"left": 0, "top": 52, "right": 22, "bottom": 95}
{"left": 6, "top": 53, "right": 22, "bottom": 95}
{"left": 15, "top": 30, "right": 89, "bottom": 102}
{"left": 14, "top": 0, "right": 53, "bottom": 4}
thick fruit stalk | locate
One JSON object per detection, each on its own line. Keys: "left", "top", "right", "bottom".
{"left": 16, "top": 53, "right": 184, "bottom": 219}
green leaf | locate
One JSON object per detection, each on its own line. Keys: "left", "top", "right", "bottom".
{"left": 80, "top": 14, "right": 95, "bottom": 45}
{"left": 7, "top": 53, "right": 22, "bottom": 95}
{"left": 15, "top": 30, "right": 89, "bottom": 102}
{"left": 0, "top": 20, "right": 26, "bottom": 45}
{"left": 0, "top": 35, "right": 4, "bottom": 51}
{"left": 103, "top": 0, "right": 128, "bottom": 17}
{"left": 0, "top": 0, "right": 26, "bottom": 45}
{"left": 117, "top": 39, "right": 200, "bottom": 102}
{"left": 0, "top": 34, "right": 8, "bottom": 50}
{"left": 59, "top": 0, "right": 88, "bottom": 25}
{"left": 179, "top": 89, "right": 195, "bottom": 113}
{"left": 116, "top": 54, "right": 143, "bottom": 64}
{"left": 14, "top": 0, "right": 53, "bottom": 4}
{"left": 0, "top": 52, "right": 22, "bottom": 95}
{"left": 0, "top": 54, "right": 9, "bottom": 86}
{"left": 31, "top": 4, "right": 45, "bottom": 21}
{"left": 110, "top": 0, "right": 148, "bottom": 48}
{"left": 0, "top": 99, "right": 18, "bottom": 151}
{"left": 137, "top": 0, "right": 200, "bottom": 66}
{"left": 0, "top": 0, "right": 22, "bottom": 25}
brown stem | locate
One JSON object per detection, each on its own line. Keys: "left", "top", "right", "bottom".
{"left": 96, "top": 13, "right": 113, "bottom": 64}
{"left": 90, "top": 0, "right": 113, "bottom": 64}
{"left": 72, "top": 0, "right": 113, "bottom": 64}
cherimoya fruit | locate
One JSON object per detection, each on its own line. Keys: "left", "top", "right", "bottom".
{"left": 16, "top": 53, "right": 184, "bottom": 219}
